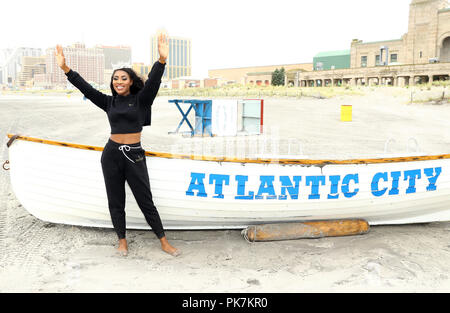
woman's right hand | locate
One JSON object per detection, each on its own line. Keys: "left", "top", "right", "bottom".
{"left": 55, "top": 45, "right": 70, "bottom": 73}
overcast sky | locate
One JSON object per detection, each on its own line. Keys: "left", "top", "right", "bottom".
{"left": 2, "top": 0, "right": 413, "bottom": 77}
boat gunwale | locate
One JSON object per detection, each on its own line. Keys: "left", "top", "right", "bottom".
{"left": 7, "top": 134, "right": 450, "bottom": 165}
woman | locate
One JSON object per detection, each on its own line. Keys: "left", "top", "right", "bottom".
{"left": 55, "top": 32, "right": 179, "bottom": 257}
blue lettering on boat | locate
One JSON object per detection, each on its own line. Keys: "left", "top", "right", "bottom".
{"left": 185, "top": 167, "right": 442, "bottom": 200}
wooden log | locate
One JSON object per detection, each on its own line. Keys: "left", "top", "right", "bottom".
{"left": 242, "top": 219, "right": 370, "bottom": 242}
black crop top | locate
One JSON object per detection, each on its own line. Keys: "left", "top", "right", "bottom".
{"left": 65, "top": 61, "right": 165, "bottom": 134}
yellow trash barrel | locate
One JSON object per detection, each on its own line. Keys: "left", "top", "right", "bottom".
{"left": 341, "top": 105, "right": 352, "bottom": 122}
{"left": 242, "top": 219, "right": 369, "bottom": 242}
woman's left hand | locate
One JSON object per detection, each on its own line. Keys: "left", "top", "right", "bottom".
{"left": 158, "top": 31, "right": 169, "bottom": 64}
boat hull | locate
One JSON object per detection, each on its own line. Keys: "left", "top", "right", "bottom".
{"left": 7, "top": 136, "right": 450, "bottom": 230}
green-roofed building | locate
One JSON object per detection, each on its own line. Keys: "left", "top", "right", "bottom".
{"left": 313, "top": 50, "right": 351, "bottom": 71}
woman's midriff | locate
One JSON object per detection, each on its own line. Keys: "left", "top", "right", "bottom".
{"left": 110, "top": 132, "right": 142, "bottom": 144}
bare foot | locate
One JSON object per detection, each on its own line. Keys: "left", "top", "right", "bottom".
{"left": 160, "top": 236, "right": 180, "bottom": 257}
{"left": 117, "top": 238, "right": 128, "bottom": 256}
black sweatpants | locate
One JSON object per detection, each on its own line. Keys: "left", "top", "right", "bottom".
{"left": 100, "top": 139, "right": 165, "bottom": 240}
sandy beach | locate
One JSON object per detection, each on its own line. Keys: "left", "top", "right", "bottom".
{"left": 1, "top": 86, "right": 450, "bottom": 293}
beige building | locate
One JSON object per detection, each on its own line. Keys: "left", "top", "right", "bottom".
{"left": 16, "top": 56, "right": 46, "bottom": 88}
{"left": 297, "top": 0, "right": 450, "bottom": 87}
{"left": 351, "top": 0, "right": 449, "bottom": 68}
{"left": 208, "top": 63, "right": 313, "bottom": 85}
{"left": 132, "top": 63, "right": 152, "bottom": 79}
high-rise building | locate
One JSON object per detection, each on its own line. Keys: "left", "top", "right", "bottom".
{"left": 96, "top": 45, "right": 132, "bottom": 70}
{"left": 45, "top": 43, "right": 104, "bottom": 88}
{"left": 150, "top": 35, "right": 191, "bottom": 80}
{"left": 96, "top": 45, "right": 131, "bottom": 87}
{"left": 1, "top": 47, "right": 42, "bottom": 86}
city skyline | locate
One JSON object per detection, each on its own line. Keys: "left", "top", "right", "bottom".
{"left": 1, "top": 0, "right": 412, "bottom": 77}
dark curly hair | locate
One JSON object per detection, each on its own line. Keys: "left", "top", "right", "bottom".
{"left": 110, "top": 68, "right": 144, "bottom": 96}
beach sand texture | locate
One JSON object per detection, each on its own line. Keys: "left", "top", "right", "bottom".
{"left": 1, "top": 86, "right": 450, "bottom": 292}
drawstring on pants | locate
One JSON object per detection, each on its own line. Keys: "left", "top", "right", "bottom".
{"left": 118, "top": 144, "right": 142, "bottom": 163}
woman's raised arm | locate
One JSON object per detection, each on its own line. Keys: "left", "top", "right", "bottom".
{"left": 138, "top": 32, "right": 168, "bottom": 105}
{"left": 56, "top": 45, "right": 109, "bottom": 112}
